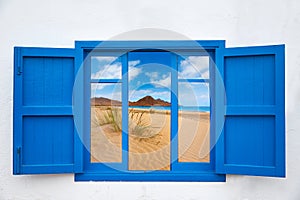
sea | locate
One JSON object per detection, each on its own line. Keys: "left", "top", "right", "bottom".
{"left": 129, "top": 106, "right": 210, "bottom": 113}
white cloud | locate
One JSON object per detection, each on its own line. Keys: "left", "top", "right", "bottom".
{"left": 129, "top": 66, "right": 142, "bottom": 81}
{"left": 93, "top": 56, "right": 117, "bottom": 63}
{"left": 178, "top": 82, "right": 210, "bottom": 106}
{"left": 91, "top": 59, "right": 142, "bottom": 80}
{"left": 179, "top": 56, "right": 209, "bottom": 79}
{"left": 190, "top": 81, "right": 208, "bottom": 85}
{"left": 91, "top": 83, "right": 105, "bottom": 91}
{"left": 145, "top": 71, "right": 171, "bottom": 89}
{"left": 91, "top": 84, "right": 107, "bottom": 98}
{"left": 91, "top": 56, "right": 122, "bottom": 79}
{"left": 91, "top": 62, "right": 122, "bottom": 79}
{"left": 145, "top": 71, "right": 159, "bottom": 79}
{"left": 199, "top": 94, "right": 209, "bottom": 99}
{"left": 129, "top": 60, "right": 140, "bottom": 68}
{"left": 128, "top": 60, "right": 142, "bottom": 81}
{"left": 154, "top": 74, "right": 171, "bottom": 88}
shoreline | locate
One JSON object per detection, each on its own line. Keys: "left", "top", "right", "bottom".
{"left": 92, "top": 105, "right": 210, "bottom": 116}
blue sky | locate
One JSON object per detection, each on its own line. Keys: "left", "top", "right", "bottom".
{"left": 128, "top": 52, "right": 172, "bottom": 102}
{"left": 91, "top": 83, "right": 122, "bottom": 101}
{"left": 90, "top": 53, "right": 210, "bottom": 106}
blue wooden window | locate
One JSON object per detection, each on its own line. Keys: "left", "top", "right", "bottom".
{"left": 13, "top": 41, "right": 285, "bottom": 181}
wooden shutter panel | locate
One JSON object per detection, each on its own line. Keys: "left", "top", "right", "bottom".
{"left": 215, "top": 45, "right": 285, "bottom": 177}
{"left": 13, "top": 47, "right": 80, "bottom": 174}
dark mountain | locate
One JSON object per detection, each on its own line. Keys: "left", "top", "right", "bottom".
{"left": 91, "top": 96, "right": 171, "bottom": 107}
{"left": 91, "top": 97, "right": 122, "bottom": 106}
{"left": 129, "top": 95, "right": 170, "bottom": 106}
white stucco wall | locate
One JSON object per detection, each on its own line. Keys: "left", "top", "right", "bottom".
{"left": 1, "top": 0, "right": 300, "bottom": 199}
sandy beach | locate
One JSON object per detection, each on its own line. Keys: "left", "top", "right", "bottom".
{"left": 129, "top": 109, "right": 171, "bottom": 170}
{"left": 178, "top": 111, "right": 210, "bottom": 163}
{"left": 90, "top": 106, "right": 122, "bottom": 163}
{"left": 90, "top": 106, "right": 210, "bottom": 169}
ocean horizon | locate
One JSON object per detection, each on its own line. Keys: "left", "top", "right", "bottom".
{"left": 129, "top": 106, "right": 210, "bottom": 112}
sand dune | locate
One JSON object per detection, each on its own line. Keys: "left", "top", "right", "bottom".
{"left": 178, "top": 111, "right": 210, "bottom": 162}
{"left": 129, "top": 111, "right": 171, "bottom": 170}
{"left": 90, "top": 106, "right": 210, "bottom": 170}
{"left": 90, "top": 107, "right": 122, "bottom": 163}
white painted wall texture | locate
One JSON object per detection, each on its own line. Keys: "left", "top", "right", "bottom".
{"left": 0, "top": 0, "right": 300, "bottom": 199}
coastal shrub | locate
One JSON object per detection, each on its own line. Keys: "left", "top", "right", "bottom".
{"left": 129, "top": 109, "right": 157, "bottom": 138}
{"left": 92, "top": 106, "right": 122, "bottom": 132}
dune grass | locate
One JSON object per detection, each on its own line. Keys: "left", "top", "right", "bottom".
{"left": 92, "top": 106, "right": 152, "bottom": 137}
{"left": 92, "top": 106, "right": 122, "bottom": 132}
{"left": 129, "top": 108, "right": 151, "bottom": 138}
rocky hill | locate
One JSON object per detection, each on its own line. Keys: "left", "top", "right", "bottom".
{"left": 91, "top": 96, "right": 170, "bottom": 106}
{"left": 129, "top": 95, "right": 170, "bottom": 106}
{"left": 90, "top": 97, "right": 122, "bottom": 106}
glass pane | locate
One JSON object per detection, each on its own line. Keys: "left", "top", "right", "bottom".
{"left": 178, "top": 82, "right": 210, "bottom": 162}
{"left": 178, "top": 55, "right": 209, "bottom": 79}
{"left": 128, "top": 52, "right": 171, "bottom": 171}
{"left": 90, "top": 83, "right": 122, "bottom": 162}
{"left": 91, "top": 56, "right": 122, "bottom": 79}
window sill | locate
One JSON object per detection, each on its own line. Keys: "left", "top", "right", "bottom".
{"left": 75, "top": 172, "right": 225, "bottom": 182}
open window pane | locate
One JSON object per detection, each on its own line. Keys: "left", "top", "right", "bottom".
{"left": 178, "top": 82, "right": 210, "bottom": 162}
{"left": 178, "top": 55, "right": 209, "bottom": 79}
{"left": 128, "top": 52, "right": 172, "bottom": 171}
{"left": 91, "top": 56, "right": 122, "bottom": 79}
{"left": 90, "top": 83, "right": 122, "bottom": 163}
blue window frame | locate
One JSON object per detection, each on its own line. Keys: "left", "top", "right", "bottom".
{"left": 13, "top": 40, "right": 285, "bottom": 181}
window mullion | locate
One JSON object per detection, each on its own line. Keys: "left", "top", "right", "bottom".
{"left": 121, "top": 53, "right": 129, "bottom": 170}
{"left": 171, "top": 53, "right": 178, "bottom": 168}
{"left": 178, "top": 79, "right": 209, "bottom": 83}
{"left": 90, "top": 79, "right": 121, "bottom": 83}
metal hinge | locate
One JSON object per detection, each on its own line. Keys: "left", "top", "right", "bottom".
{"left": 17, "top": 66, "right": 22, "bottom": 75}
{"left": 16, "top": 147, "right": 21, "bottom": 174}
{"left": 16, "top": 47, "right": 22, "bottom": 76}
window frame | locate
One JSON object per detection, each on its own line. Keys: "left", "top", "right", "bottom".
{"left": 74, "top": 40, "right": 226, "bottom": 182}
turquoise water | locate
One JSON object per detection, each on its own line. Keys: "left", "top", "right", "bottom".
{"left": 129, "top": 106, "right": 210, "bottom": 112}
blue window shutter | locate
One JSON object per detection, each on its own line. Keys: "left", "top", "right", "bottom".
{"left": 13, "top": 47, "right": 82, "bottom": 174}
{"left": 215, "top": 45, "right": 285, "bottom": 177}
